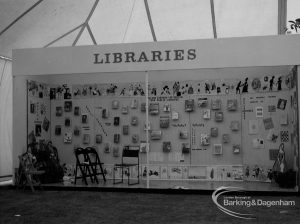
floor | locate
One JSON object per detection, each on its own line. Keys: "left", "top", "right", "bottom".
{"left": 47, "top": 177, "right": 297, "bottom": 192}
{"left": 0, "top": 188, "right": 299, "bottom": 224}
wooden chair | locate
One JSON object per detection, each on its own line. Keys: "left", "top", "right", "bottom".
{"left": 85, "top": 147, "right": 106, "bottom": 183}
{"left": 74, "top": 147, "right": 95, "bottom": 185}
{"left": 113, "top": 146, "right": 140, "bottom": 185}
{"left": 16, "top": 152, "right": 45, "bottom": 192}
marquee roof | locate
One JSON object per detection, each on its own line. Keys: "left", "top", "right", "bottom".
{"left": 0, "top": 0, "right": 300, "bottom": 59}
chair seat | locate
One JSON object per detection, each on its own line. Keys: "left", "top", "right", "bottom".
{"left": 27, "top": 170, "right": 45, "bottom": 175}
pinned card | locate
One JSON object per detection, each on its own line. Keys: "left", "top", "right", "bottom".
{"left": 233, "top": 144, "right": 241, "bottom": 154}
{"left": 144, "top": 121, "right": 151, "bottom": 131}
{"left": 203, "top": 109, "right": 211, "bottom": 120}
{"left": 200, "top": 133, "right": 210, "bottom": 146}
{"left": 64, "top": 132, "right": 72, "bottom": 144}
{"left": 149, "top": 103, "right": 159, "bottom": 115}
{"left": 213, "top": 144, "right": 222, "bottom": 155}
{"left": 131, "top": 99, "right": 138, "bottom": 109}
{"left": 222, "top": 134, "right": 230, "bottom": 143}
{"left": 227, "top": 99, "right": 238, "bottom": 111}
{"left": 83, "top": 134, "right": 90, "bottom": 144}
{"left": 263, "top": 117, "right": 274, "bottom": 130}
{"left": 185, "top": 99, "right": 194, "bottom": 112}
{"left": 256, "top": 106, "right": 263, "bottom": 118}
{"left": 121, "top": 106, "right": 128, "bottom": 114}
{"left": 252, "top": 138, "right": 264, "bottom": 149}
{"left": 211, "top": 99, "right": 221, "bottom": 110}
{"left": 277, "top": 98, "right": 287, "bottom": 110}
{"left": 280, "top": 112, "right": 288, "bottom": 125}
{"left": 171, "top": 111, "right": 179, "bottom": 120}
{"left": 112, "top": 100, "right": 119, "bottom": 109}
{"left": 268, "top": 105, "right": 276, "bottom": 112}
{"left": 163, "top": 103, "right": 171, "bottom": 112}
{"left": 95, "top": 134, "right": 102, "bottom": 144}
{"left": 104, "top": 143, "right": 111, "bottom": 153}
{"left": 198, "top": 97, "right": 208, "bottom": 107}
{"left": 267, "top": 129, "right": 278, "bottom": 142}
{"left": 248, "top": 120, "right": 259, "bottom": 135}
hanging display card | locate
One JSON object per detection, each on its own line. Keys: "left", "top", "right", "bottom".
{"left": 267, "top": 129, "right": 278, "bottom": 142}
{"left": 185, "top": 99, "right": 194, "bottom": 112}
{"left": 200, "top": 134, "right": 210, "bottom": 146}
{"left": 83, "top": 134, "right": 90, "bottom": 144}
{"left": 263, "top": 117, "right": 274, "bottom": 130}
{"left": 280, "top": 112, "right": 288, "bottom": 125}
{"left": 252, "top": 138, "right": 264, "bottom": 149}
{"left": 171, "top": 111, "right": 179, "bottom": 120}
{"left": 277, "top": 98, "right": 287, "bottom": 110}
{"left": 198, "top": 97, "right": 208, "bottom": 107}
{"left": 203, "top": 109, "right": 211, "bottom": 120}
{"left": 256, "top": 106, "right": 263, "bottom": 117}
{"left": 248, "top": 120, "right": 259, "bottom": 134}
{"left": 64, "top": 132, "right": 72, "bottom": 143}
{"left": 213, "top": 144, "right": 222, "bottom": 155}
{"left": 227, "top": 99, "right": 238, "bottom": 111}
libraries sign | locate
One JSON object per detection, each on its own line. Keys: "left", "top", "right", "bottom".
{"left": 93, "top": 49, "right": 196, "bottom": 64}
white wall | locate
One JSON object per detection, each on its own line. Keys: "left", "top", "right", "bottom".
{"left": 12, "top": 75, "right": 51, "bottom": 171}
{"left": 0, "top": 59, "right": 12, "bottom": 177}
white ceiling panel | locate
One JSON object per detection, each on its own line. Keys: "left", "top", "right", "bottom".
{"left": 89, "top": 0, "right": 135, "bottom": 44}
{"left": 0, "top": 0, "right": 94, "bottom": 57}
{"left": 0, "top": 0, "right": 38, "bottom": 31}
{"left": 214, "top": 0, "right": 278, "bottom": 38}
{"left": 149, "top": 0, "right": 213, "bottom": 41}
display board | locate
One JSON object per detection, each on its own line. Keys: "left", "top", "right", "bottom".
{"left": 27, "top": 80, "right": 51, "bottom": 150}
{"left": 26, "top": 66, "right": 298, "bottom": 183}
{"left": 241, "top": 91, "right": 294, "bottom": 182}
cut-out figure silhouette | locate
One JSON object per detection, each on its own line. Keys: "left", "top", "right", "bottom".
{"left": 277, "top": 77, "right": 282, "bottom": 91}
{"left": 242, "top": 78, "right": 248, "bottom": 93}
{"left": 205, "top": 83, "right": 211, "bottom": 94}
{"left": 269, "top": 76, "right": 275, "bottom": 91}
{"left": 236, "top": 81, "right": 242, "bottom": 94}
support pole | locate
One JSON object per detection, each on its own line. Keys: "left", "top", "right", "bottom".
{"left": 145, "top": 71, "right": 150, "bottom": 188}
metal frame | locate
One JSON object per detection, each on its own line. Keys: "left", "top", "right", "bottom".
{"left": 72, "top": 0, "right": 100, "bottom": 46}
{"left": 144, "top": 0, "right": 157, "bottom": 42}
{"left": 278, "top": 0, "right": 287, "bottom": 35}
{"left": 210, "top": 0, "right": 217, "bottom": 38}
{"left": 0, "top": 0, "right": 44, "bottom": 37}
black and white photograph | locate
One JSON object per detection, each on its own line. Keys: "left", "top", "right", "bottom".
{"left": 1, "top": 1, "right": 300, "bottom": 224}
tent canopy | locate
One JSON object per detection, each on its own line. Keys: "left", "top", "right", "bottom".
{"left": 0, "top": 0, "right": 300, "bottom": 59}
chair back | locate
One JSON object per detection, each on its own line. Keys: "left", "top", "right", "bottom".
{"left": 85, "top": 147, "right": 99, "bottom": 163}
{"left": 122, "top": 146, "right": 139, "bottom": 164}
{"left": 74, "top": 147, "right": 87, "bottom": 163}
{"left": 19, "top": 152, "right": 35, "bottom": 172}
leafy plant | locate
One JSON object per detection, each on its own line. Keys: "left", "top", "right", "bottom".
{"left": 288, "top": 18, "right": 300, "bottom": 32}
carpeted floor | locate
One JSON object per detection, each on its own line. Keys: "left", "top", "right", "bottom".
{"left": 0, "top": 189, "right": 299, "bottom": 224}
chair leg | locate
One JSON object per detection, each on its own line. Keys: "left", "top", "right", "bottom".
{"left": 25, "top": 174, "right": 35, "bottom": 192}
{"left": 86, "top": 166, "right": 94, "bottom": 183}
{"left": 79, "top": 165, "right": 88, "bottom": 185}
{"left": 127, "top": 167, "right": 130, "bottom": 185}
{"left": 74, "top": 165, "right": 78, "bottom": 184}
{"left": 137, "top": 165, "right": 140, "bottom": 184}
{"left": 92, "top": 165, "right": 99, "bottom": 184}
{"left": 98, "top": 163, "right": 106, "bottom": 182}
